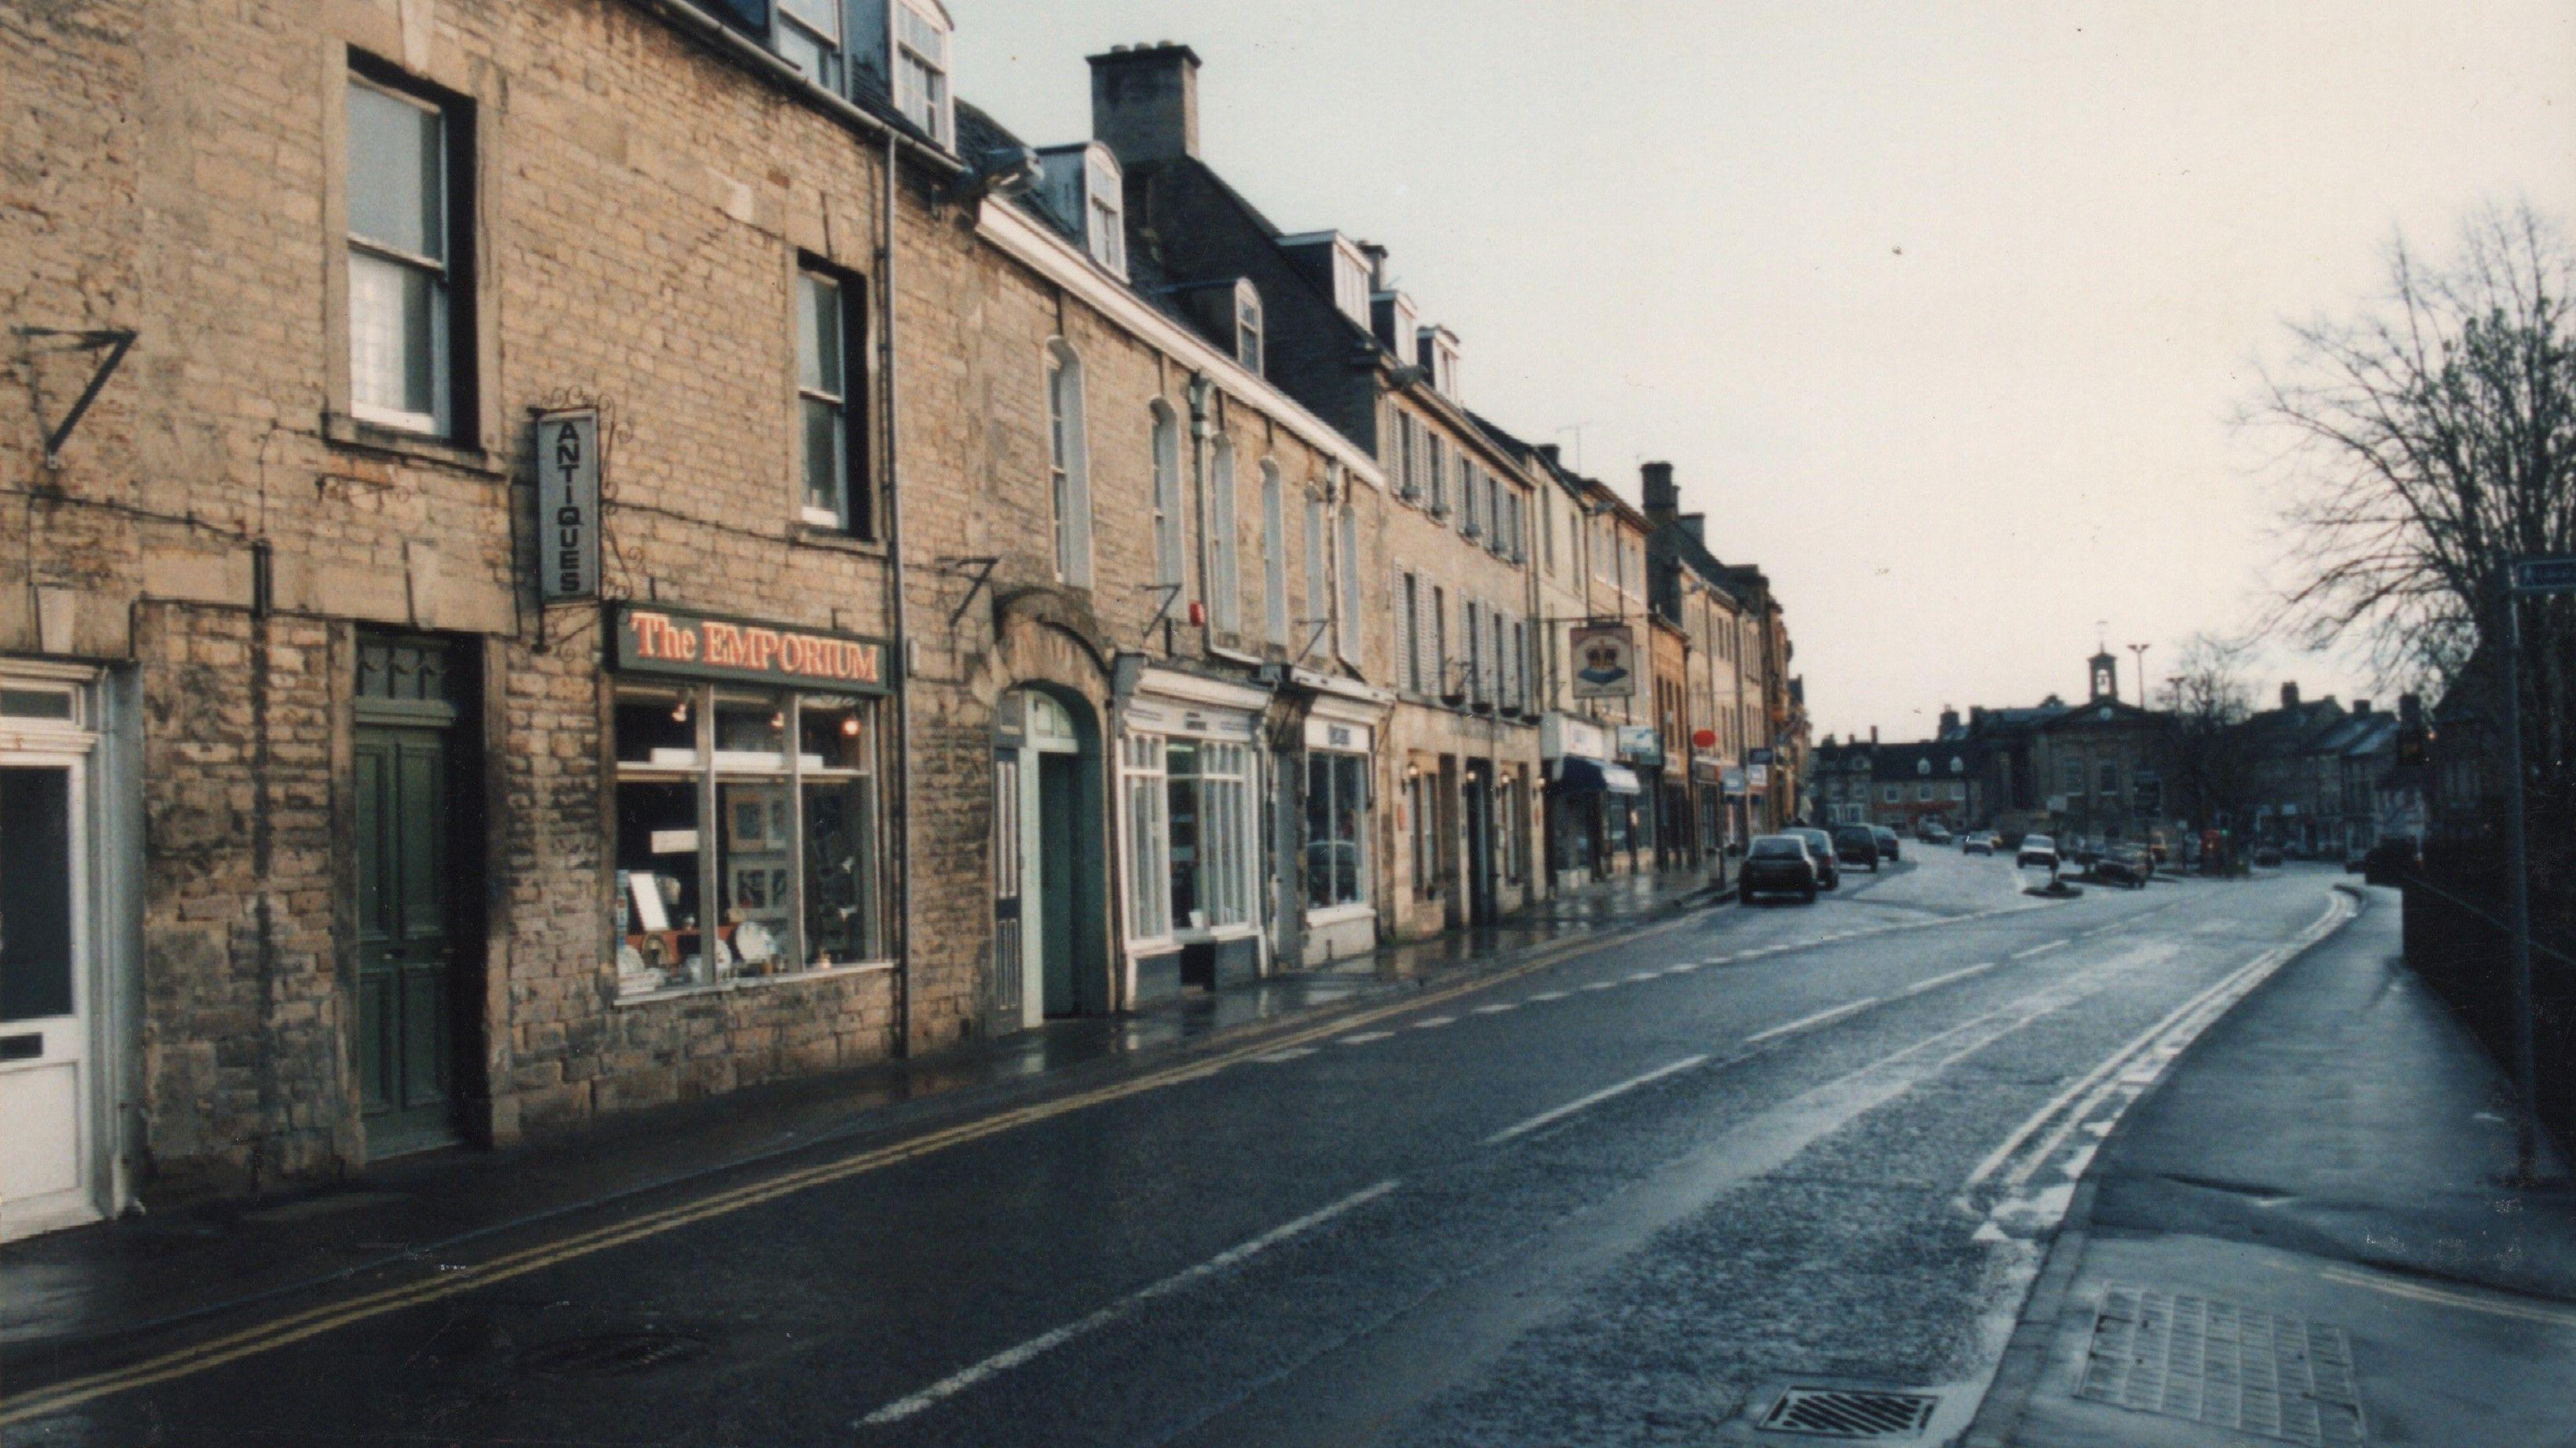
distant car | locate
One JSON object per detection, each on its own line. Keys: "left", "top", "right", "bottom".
{"left": 1742, "top": 834, "right": 1821, "bottom": 903}
{"left": 1920, "top": 824, "right": 1951, "bottom": 845}
{"left": 2357, "top": 839, "right": 2420, "bottom": 885}
{"left": 2096, "top": 844, "right": 2152, "bottom": 889}
{"left": 1831, "top": 824, "right": 1882, "bottom": 871}
{"left": 2253, "top": 844, "right": 2285, "bottom": 868}
{"left": 1872, "top": 826, "right": 1902, "bottom": 862}
{"left": 2017, "top": 834, "right": 2060, "bottom": 871}
{"left": 1962, "top": 831, "right": 1996, "bottom": 856}
{"left": 1789, "top": 828, "right": 1842, "bottom": 889}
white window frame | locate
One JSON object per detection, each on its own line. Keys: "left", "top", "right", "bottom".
{"left": 796, "top": 268, "right": 859, "bottom": 532}
{"left": 1336, "top": 498, "right": 1361, "bottom": 665}
{"left": 891, "top": 0, "right": 953, "bottom": 148}
{"left": 1234, "top": 280, "right": 1264, "bottom": 375}
{"left": 1045, "top": 340, "right": 1093, "bottom": 587}
{"left": 345, "top": 73, "right": 456, "bottom": 437}
{"left": 1209, "top": 437, "right": 1240, "bottom": 633}
{"left": 1260, "top": 461, "right": 1287, "bottom": 645}
{"left": 1150, "top": 400, "right": 1184, "bottom": 590}
{"left": 1303, "top": 495, "right": 1328, "bottom": 646}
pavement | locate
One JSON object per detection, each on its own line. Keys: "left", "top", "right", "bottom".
{"left": 0, "top": 865, "right": 1724, "bottom": 1376}
{"left": 8, "top": 856, "right": 2558, "bottom": 1447}
{"left": 1967, "top": 882, "right": 2576, "bottom": 1448}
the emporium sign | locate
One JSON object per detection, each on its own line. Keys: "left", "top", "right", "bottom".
{"left": 608, "top": 603, "right": 891, "bottom": 695}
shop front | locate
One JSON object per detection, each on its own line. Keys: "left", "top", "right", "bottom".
{"left": 1542, "top": 712, "right": 1636, "bottom": 885}
{"left": 604, "top": 605, "right": 894, "bottom": 1001}
{"left": 1116, "top": 667, "right": 1273, "bottom": 1002}
{"left": 0, "top": 661, "right": 136, "bottom": 1241}
{"left": 1295, "top": 686, "right": 1383, "bottom": 966}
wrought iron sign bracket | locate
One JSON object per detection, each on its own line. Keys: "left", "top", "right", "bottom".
{"left": 15, "top": 326, "right": 137, "bottom": 470}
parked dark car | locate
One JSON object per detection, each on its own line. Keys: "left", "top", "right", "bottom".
{"left": 1872, "top": 826, "right": 1902, "bottom": 862}
{"left": 2253, "top": 844, "right": 2285, "bottom": 868}
{"left": 1742, "top": 834, "right": 1821, "bottom": 903}
{"left": 1831, "top": 824, "right": 1882, "bottom": 871}
{"left": 1789, "top": 828, "right": 1842, "bottom": 889}
{"left": 1920, "top": 824, "right": 1951, "bottom": 844}
{"left": 2096, "top": 844, "right": 2153, "bottom": 889}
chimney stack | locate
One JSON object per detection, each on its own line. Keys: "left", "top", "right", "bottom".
{"left": 1088, "top": 42, "right": 1203, "bottom": 166}
{"left": 1535, "top": 443, "right": 1562, "bottom": 468}
{"left": 1870, "top": 724, "right": 1880, "bottom": 745}
{"left": 1640, "top": 461, "right": 1678, "bottom": 523}
{"left": 2352, "top": 699, "right": 2371, "bottom": 716}
{"left": 2280, "top": 681, "right": 2300, "bottom": 709}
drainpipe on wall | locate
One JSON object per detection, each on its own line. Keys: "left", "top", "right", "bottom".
{"left": 879, "top": 133, "right": 917, "bottom": 1057}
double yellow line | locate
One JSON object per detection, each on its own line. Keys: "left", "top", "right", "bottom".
{"left": 0, "top": 911, "right": 1697, "bottom": 1427}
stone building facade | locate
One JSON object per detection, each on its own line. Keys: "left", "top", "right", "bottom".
{"left": 5, "top": 3, "right": 1803, "bottom": 1235}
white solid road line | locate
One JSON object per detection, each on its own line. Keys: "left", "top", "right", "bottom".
{"left": 1904, "top": 962, "right": 2000, "bottom": 997}
{"left": 2010, "top": 940, "right": 2069, "bottom": 960}
{"left": 1745, "top": 997, "right": 1882, "bottom": 1045}
{"left": 858, "top": 1180, "right": 1402, "bottom": 1425}
{"left": 1485, "top": 1056, "right": 1712, "bottom": 1145}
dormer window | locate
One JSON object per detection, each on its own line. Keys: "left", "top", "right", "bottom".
{"left": 1278, "top": 231, "right": 1373, "bottom": 329}
{"left": 1417, "top": 327, "right": 1460, "bottom": 398}
{"left": 773, "top": 0, "right": 843, "bottom": 85}
{"left": 1036, "top": 143, "right": 1126, "bottom": 277}
{"left": 1234, "top": 280, "right": 1263, "bottom": 375}
{"left": 1372, "top": 291, "right": 1419, "bottom": 364}
{"left": 891, "top": 0, "right": 952, "bottom": 147}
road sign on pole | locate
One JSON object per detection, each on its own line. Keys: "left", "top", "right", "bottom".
{"left": 2512, "top": 555, "right": 2576, "bottom": 594}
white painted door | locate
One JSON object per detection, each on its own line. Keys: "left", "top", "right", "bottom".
{"left": 1, "top": 756, "right": 95, "bottom": 1240}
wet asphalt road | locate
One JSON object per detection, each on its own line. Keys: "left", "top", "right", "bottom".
{"left": 8, "top": 853, "right": 2353, "bottom": 1447}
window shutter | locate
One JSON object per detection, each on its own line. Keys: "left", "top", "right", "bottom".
{"left": 1394, "top": 567, "right": 1415, "bottom": 693}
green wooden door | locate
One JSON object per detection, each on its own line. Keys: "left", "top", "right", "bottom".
{"left": 354, "top": 726, "right": 456, "bottom": 1152}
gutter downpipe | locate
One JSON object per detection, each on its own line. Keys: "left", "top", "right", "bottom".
{"left": 881, "top": 133, "right": 917, "bottom": 1056}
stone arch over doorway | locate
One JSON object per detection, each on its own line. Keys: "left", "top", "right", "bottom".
{"left": 969, "top": 596, "right": 1117, "bottom": 1032}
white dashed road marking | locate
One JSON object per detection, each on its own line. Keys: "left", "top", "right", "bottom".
{"left": 1745, "top": 997, "right": 1882, "bottom": 1045}
{"left": 1485, "top": 1056, "right": 1713, "bottom": 1144}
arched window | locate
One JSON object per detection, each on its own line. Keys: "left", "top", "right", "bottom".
{"left": 1260, "top": 461, "right": 1287, "bottom": 645}
{"left": 1209, "top": 437, "right": 1240, "bottom": 633}
{"left": 1045, "top": 341, "right": 1091, "bottom": 586}
{"left": 1150, "top": 401, "right": 1183, "bottom": 590}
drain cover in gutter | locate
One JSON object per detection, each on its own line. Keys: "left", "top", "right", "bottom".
{"left": 2077, "top": 1283, "right": 2365, "bottom": 1446}
{"left": 1757, "top": 1386, "right": 1941, "bottom": 1439}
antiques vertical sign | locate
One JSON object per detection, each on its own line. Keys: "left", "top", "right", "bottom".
{"left": 537, "top": 407, "right": 601, "bottom": 602}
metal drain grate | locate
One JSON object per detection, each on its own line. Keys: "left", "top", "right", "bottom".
{"left": 2077, "top": 1284, "right": 2365, "bottom": 1446}
{"left": 519, "top": 1329, "right": 708, "bottom": 1378}
{"left": 1758, "top": 1386, "right": 1941, "bottom": 1439}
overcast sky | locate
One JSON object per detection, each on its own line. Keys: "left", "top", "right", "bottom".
{"left": 952, "top": 1, "right": 2576, "bottom": 742}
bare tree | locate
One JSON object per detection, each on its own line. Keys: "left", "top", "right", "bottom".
{"left": 2250, "top": 201, "right": 2575, "bottom": 852}
{"left": 2166, "top": 633, "right": 2261, "bottom": 853}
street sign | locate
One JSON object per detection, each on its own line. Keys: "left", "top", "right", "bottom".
{"left": 536, "top": 408, "right": 600, "bottom": 602}
{"left": 2512, "top": 556, "right": 2576, "bottom": 594}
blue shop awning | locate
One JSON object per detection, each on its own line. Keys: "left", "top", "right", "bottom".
{"left": 1555, "top": 758, "right": 1643, "bottom": 795}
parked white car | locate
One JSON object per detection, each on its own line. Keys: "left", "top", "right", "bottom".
{"left": 2017, "top": 834, "right": 2060, "bottom": 871}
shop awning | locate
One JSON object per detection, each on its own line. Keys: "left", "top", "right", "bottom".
{"left": 1555, "top": 757, "right": 1642, "bottom": 795}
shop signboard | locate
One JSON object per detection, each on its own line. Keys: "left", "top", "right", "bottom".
{"left": 1542, "top": 712, "right": 1611, "bottom": 762}
{"left": 1616, "top": 724, "right": 1662, "bottom": 766}
{"left": 1746, "top": 763, "right": 1770, "bottom": 789}
{"left": 608, "top": 603, "right": 891, "bottom": 694}
{"left": 536, "top": 408, "right": 601, "bottom": 602}
{"left": 1568, "top": 622, "right": 1638, "bottom": 702}
{"left": 1748, "top": 746, "right": 1776, "bottom": 766}
{"left": 1723, "top": 766, "right": 1748, "bottom": 795}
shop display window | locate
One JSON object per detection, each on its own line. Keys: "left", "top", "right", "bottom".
{"left": 1124, "top": 732, "right": 1257, "bottom": 941}
{"left": 1305, "top": 750, "right": 1369, "bottom": 909}
{"left": 612, "top": 685, "right": 883, "bottom": 996}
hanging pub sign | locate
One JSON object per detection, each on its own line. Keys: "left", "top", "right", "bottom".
{"left": 608, "top": 603, "right": 892, "bottom": 695}
{"left": 1568, "top": 622, "right": 1638, "bottom": 702}
{"left": 535, "top": 408, "right": 600, "bottom": 602}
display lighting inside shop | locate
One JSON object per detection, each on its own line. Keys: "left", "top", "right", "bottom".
{"left": 612, "top": 685, "right": 883, "bottom": 995}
